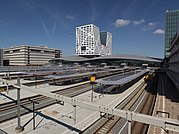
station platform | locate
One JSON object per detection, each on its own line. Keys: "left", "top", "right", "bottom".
{"left": 0, "top": 77, "right": 145, "bottom": 134}
{"left": 0, "top": 80, "right": 89, "bottom": 105}
{"left": 148, "top": 74, "right": 179, "bottom": 134}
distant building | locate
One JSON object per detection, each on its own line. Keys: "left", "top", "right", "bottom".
{"left": 0, "top": 49, "right": 3, "bottom": 66}
{"left": 165, "top": 10, "right": 179, "bottom": 57}
{"left": 76, "top": 24, "right": 112, "bottom": 57}
{"left": 3, "top": 45, "right": 62, "bottom": 66}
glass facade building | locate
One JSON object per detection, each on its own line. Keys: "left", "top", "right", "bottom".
{"left": 100, "top": 32, "right": 107, "bottom": 45}
{"left": 165, "top": 10, "right": 179, "bottom": 57}
{"left": 0, "top": 49, "right": 3, "bottom": 66}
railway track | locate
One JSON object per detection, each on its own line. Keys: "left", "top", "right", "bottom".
{"left": 96, "top": 75, "right": 157, "bottom": 134}
{"left": 0, "top": 70, "right": 140, "bottom": 124}
{"left": 0, "top": 83, "right": 94, "bottom": 123}
{"left": 83, "top": 80, "right": 147, "bottom": 134}
{"left": 131, "top": 74, "right": 158, "bottom": 134}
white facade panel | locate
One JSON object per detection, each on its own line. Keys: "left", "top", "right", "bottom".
{"left": 76, "top": 24, "right": 112, "bottom": 56}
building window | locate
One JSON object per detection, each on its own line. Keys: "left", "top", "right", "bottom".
{"left": 81, "top": 46, "right": 86, "bottom": 51}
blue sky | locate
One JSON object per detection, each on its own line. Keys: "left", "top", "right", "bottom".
{"left": 0, "top": 0, "right": 179, "bottom": 58}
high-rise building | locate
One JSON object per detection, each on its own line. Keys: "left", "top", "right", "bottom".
{"left": 76, "top": 24, "right": 112, "bottom": 57}
{"left": 0, "top": 49, "right": 3, "bottom": 66}
{"left": 167, "top": 25, "right": 179, "bottom": 90}
{"left": 165, "top": 10, "right": 179, "bottom": 57}
{"left": 3, "top": 45, "right": 62, "bottom": 66}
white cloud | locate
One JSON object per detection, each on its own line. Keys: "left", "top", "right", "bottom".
{"left": 148, "top": 22, "right": 157, "bottom": 26}
{"left": 133, "top": 19, "right": 145, "bottom": 25}
{"left": 114, "top": 19, "right": 131, "bottom": 27}
{"left": 66, "top": 15, "right": 75, "bottom": 20}
{"left": 142, "top": 22, "right": 157, "bottom": 31}
{"left": 154, "top": 29, "right": 165, "bottom": 34}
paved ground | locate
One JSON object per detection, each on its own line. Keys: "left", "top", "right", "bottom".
{"left": 148, "top": 74, "right": 179, "bottom": 134}
{"left": 0, "top": 78, "right": 144, "bottom": 134}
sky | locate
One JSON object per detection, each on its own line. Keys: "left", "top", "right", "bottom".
{"left": 0, "top": 0, "right": 179, "bottom": 58}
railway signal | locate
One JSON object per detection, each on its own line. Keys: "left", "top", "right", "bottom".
{"left": 90, "top": 75, "right": 96, "bottom": 102}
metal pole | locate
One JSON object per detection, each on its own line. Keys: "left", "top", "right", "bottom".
{"left": 33, "top": 102, "right": 35, "bottom": 130}
{"left": 73, "top": 105, "right": 76, "bottom": 125}
{"left": 91, "top": 84, "right": 93, "bottom": 102}
{"left": 35, "top": 75, "right": 37, "bottom": 89}
{"left": 6, "top": 82, "right": 9, "bottom": 94}
{"left": 128, "top": 121, "right": 131, "bottom": 134}
{"left": 15, "top": 77, "right": 24, "bottom": 132}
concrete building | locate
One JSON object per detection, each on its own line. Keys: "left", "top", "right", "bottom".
{"left": 167, "top": 30, "right": 179, "bottom": 90}
{"left": 0, "top": 49, "right": 3, "bottom": 66}
{"left": 76, "top": 24, "right": 112, "bottom": 57}
{"left": 165, "top": 10, "right": 179, "bottom": 57}
{"left": 3, "top": 45, "right": 62, "bottom": 66}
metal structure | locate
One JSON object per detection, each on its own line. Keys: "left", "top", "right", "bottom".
{"left": 15, "top": 77, "right": 24, "bottom": 132}
{"left": 13, "top": 84, "right": 179, "bottom": 133}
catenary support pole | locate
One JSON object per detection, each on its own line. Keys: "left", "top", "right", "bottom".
{"left": 128, "top": 120, "right": 131, "bottom": 134}
{"left": 91, "top": 84, "right": 93, "bottom": 102}
{"left": 15, "top": 77, "right": 24, "bottom": 132}
{"left": 73, "top": 105, "right": 76, "bottom": 125}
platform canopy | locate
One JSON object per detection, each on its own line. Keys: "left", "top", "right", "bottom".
{"left": 95, "top": 70, "right": 147, "bottom": 85}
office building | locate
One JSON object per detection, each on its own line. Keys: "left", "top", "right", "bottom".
{"left": 0, "top": 49, "right": 3, "bottom": 66}
{"left": 3, "top": 45, "right": 62, "bottom": 66}
{"left": 76, "top": 24, "right": 112, "bottom": 57}
{"left": 167, "top": 27, "right": 179, "bottom": 90}
{"left": 165, "top": 10, "right": 179, "bottom": 57}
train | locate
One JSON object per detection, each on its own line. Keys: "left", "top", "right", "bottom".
{"left": 144, "top": 74, "right": 150, "bottom": 82}
{"left": 144, "top": 72, "right": 158, "bottom": 83}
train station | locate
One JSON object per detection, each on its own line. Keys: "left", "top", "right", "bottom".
{"left": 0, "top": 7, "right": 179, "bottom": 134}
